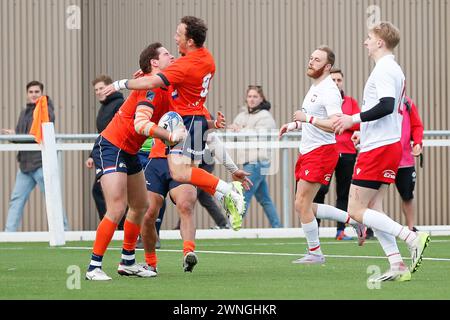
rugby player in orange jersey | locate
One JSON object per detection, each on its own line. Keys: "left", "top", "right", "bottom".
{"left": 103, "top": 16, "right": 250, "bottom": 234}
{"left": 86, "top": 42, "right": 185, "bottom": 281}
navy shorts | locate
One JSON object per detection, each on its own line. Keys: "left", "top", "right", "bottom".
{"left": 143, "top": 158, "right": 184, "bottom": 197}
{"left": 169, "top": 115, "right": 209, "bottom": 161}
{"left": 395, "top": 166, "right": 416, "bottom": 201}
{"left": 91, "top": 136, "right": 142, "bottom": 181}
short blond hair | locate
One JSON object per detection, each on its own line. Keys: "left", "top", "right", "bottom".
{"left": 370, "top": 21, "right": 400, "bottom": 50}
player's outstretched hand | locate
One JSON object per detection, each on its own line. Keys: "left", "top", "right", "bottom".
{"left": 133, "top": 69, "right": 144, "bottom": 79}
{"left": 232, "top": 169, "right": 253, "bottom": 191}
{"left": 332, "top": 114, "right": 354, "bottom": 135}
{"left": 102, "top": 84, "right": 118, "bottom": 97}
{"left": 102, "top": 79, "right": 129, "bottom": 97}
{"left": 279, "top": 122, "right": 300, "bottom": 138}
{"left": 214, "top": 111, "right": 226, "bottom": 129}
{"left": 169, "top": 126, "right": 188, "bottom": 144}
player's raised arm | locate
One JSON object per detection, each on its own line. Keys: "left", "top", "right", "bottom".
{"left": 102, "top": 75, "right": 166, "bottom": 96}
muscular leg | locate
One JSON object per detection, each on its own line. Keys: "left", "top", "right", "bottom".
{"left": 141, "top": 191, "right": 164, "bottom": 269}
{"left": 294, "top": 180, "right": 324, "bottom": 258}
{"left": 170, "top": 184, "right": 198, "bottom": 244}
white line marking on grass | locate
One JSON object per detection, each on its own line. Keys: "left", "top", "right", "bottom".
{"left": 61, "top": 246, "right": 450, "bottom": 262}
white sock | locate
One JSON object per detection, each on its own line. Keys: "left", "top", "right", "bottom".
{"left": 362, "top": 209, "right": 417, "bottom": 245}
{"left": 302, "top": 219, "right": 322, "bottom": 255}
{"left": 316, "top": 204, "right": 358, "bottom": 225}
{"left": 215, "top": 180, "right": 232, "bottom": 195}
{"left": 397, "top": 227, "right": 418, "bottom": 246}
{"left": 373, "top": 228, "right": 403, "bottom": 266}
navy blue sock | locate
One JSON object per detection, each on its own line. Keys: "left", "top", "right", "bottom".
{"left": 121, "top": 249, "right": 135, "bottom": 266}
{"left": 88, "top": 254, "right": 103, "bottom": 271}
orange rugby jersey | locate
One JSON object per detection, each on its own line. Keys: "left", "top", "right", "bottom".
{"left": 101, "top": 87, "right": 172, "bottom": 154}
{"left": 157, "top": 47, "right": 215, "bottom": 117}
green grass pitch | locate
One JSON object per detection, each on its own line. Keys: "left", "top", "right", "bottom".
{"left": 1, "top": 237, "right": 449, "bottom": 300}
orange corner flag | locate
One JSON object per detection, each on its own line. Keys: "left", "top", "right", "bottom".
{"left": 29, "top": 96, "right": 50, "bottom": 144}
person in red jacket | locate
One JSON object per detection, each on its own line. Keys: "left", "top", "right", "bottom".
{"left": 396, "top": 96, "right": 423, "bottom": 231}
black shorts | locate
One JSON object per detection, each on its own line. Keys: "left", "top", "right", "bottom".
{"left": 168, "top": 115, "right": 209, "bottom": 162}
{"left": 91, "top": 136, "right": 142, "bottom": 181}
{"left": 395, "top": 166, "right": 416, "bottom": 200}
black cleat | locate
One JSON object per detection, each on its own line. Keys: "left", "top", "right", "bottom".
{"left": 183, "top": 252, "right": 198, "bottom": 272}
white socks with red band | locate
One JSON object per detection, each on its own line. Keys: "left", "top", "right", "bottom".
{"left": 302, "top": 219, "right": 322, "bottom": 255}
{"left": 362, "top": 209, "right": 417, "bottom": 245}
{"left": 316, "top": 204, "right": 358, "bottom": 226}
{"left": 373, "top": 228, "right": 403, "bottom": 266}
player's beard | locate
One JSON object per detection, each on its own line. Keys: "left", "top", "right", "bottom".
{"left": 307, "top": 64, "right": 327, "bottom": 79}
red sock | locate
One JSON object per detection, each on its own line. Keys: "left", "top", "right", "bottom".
{"left": 93, "top": 216, "right": 118, "bottom": 256}
{"left": 145, "top": 251, "right": 158, "bottom": 268}
{"left": 190, "top": 167, "right": 219, "bottom": 195}
{"left": 123, "top": 219, "right": 141, "bottom": 251}
{"left": 183, "top": 240, "right": 196, "bottom": 256}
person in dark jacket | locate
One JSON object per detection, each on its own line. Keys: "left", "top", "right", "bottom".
{"left": 85, "top": 75, "right": 125, "bottom": 228}
{"left": 2, "top": 81, "right": 68, "bottom": 231}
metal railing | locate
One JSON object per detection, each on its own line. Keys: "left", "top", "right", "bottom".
{"left": 1, "top": 130, "right": 450, "bottom": 227}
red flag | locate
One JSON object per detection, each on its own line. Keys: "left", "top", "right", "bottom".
{"left": 29, "top": 96, "right": 50, "bottom": 143}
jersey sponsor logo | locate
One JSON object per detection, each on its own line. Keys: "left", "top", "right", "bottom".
{"left": 146, "top": 90, "right": 155, "bottom": 101}
{"left": 383, "top": 170, "right": 396, "bottom": 179}
{"left": 311, "top": 94, "right": 318, "bottom": 103}
{"left": 119, "top": 162, "right": 127, "bottom": 169}
{"left": 186, "top": 147, "right": 205, "bottom": 156}
{"left": 305, "top": 170, "right": 310, "bottom": 176}
{"left": 356, "top": 168, "right": 361, "bottom": 175}
{"left": 324, "top": 174, "right": 331, "bottom": 182}
{"left": 171, "top": 90, "right": 179, "bottom": 100}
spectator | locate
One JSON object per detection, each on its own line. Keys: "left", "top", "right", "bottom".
{"left": 313, "top": 68, "right": 361, "bottom": 241}
{"left": 396, "top": 95, "right": 423, "bottom": 231}
{"left": 2, "top": 81, "right": 69, "bottom": 231}
{"left": 229, "top": 85, "right": 282, "bottom": 228}
{"left": 85, "top": 75, "right": 125, "bottom": 229}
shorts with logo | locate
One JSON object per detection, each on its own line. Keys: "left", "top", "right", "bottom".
{"left": 395, "top": 166, "right": 416, "bottom": 200}
{"left": 169, "top": 115, "right": 209, "bottom": 162}
{"left": 143, "top": 158, "right": 184, "bottom": 197}
{"left": 91, "top": 136, "right": 142, "bottom": 181}
{"left": 352, "top": 142, "right": 402, "bottom": 184}
{"left": 295, "top": 144, "right": 339, "bottom": 185}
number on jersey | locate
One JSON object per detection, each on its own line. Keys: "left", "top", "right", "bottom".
{"left": 200, "top": 73, "right": 212, "bottom": 98}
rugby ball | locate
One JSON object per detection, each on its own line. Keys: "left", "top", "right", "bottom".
{"left": 158, "top": 111, "right": 184, "bottom": 146}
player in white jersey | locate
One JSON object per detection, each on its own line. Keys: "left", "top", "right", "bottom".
{"left": 280, "top": 46, "right": 366, "bottom": 265}
{"left": 333, "top": 22, "right": 430, "bottom": 282}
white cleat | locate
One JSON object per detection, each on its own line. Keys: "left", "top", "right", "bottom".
{"left": 85, "top": 268, "right": 112, "bottom": 281}
{"left": 292, "top": 253, "right": 325, "bottom": 265}
{"left": 368, "top": 268, "right": 411, "bottom": 283}
{"left": 117, "top": 263, "right": 157, "bottom": 278}
{"left": 408, "top": 231, "right": 431, "bottom": 273}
